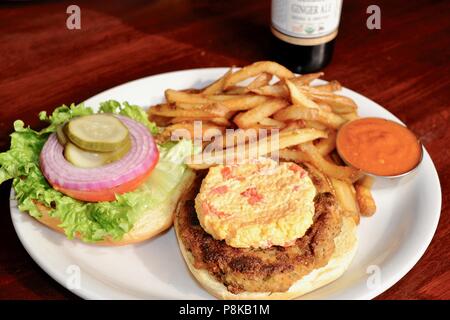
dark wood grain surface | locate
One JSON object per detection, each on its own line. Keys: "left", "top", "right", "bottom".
{"left": 0, "top": 0, "right": 449, "bottom": 300}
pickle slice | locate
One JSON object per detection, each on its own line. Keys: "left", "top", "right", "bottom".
{"left": 66, "top": 114, "right": 129, "bottom": 152}
{"left": 56, "top": 123, "right": 68, "bottom": 146}
{"left": 64, "top": 138, "right": 131, "bottom": 168}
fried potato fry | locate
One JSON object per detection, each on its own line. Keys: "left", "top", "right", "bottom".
{"left": 285, "top": 79, "right": 320, "bottom": 109}
{"left": 314, "top": 95, "right": 357, "bottom": 114}
{"left": 251, "top": 73, "right": 324, "bottom": 98}
{"left": 330, "top": 177, "right": 360, "bottom": 224}
{"left": 291, "top": 72, "right": 324, "bottom": 86}
{"left": 355, "top": 176, "right": 376, "bottom": 216}
{"left": 355, "top": 183, "right": 376, "bottom": 217}
{"left": 303, "top": 120, "right": 327, "bottom": 130}
{"left": 224, "top": 61, "right": 294, "bottom": 89}
{"left": 274, "top": 105, "right": 347, "bottom": 129}
{"left": 312, "top": 80, "right": 342, "bottom": 92}
{"left": 234, "top": 99, "right": 289, "bottom": 128}
{"left": 317, "top": 102, "right": 333, "bottom": 112}
{"left": 315, "top": 129, "right": 337, "bottom": 156}
{"left": 278, "top": 148, "right": 309, "bottom": 163}
{"left": 341, "top": 112, "right": 359, "bottom": 121}
{"left": 219, "top": 95, "right": 272, "bottom": 111}
{"left": 166, "top": 89, "right": 241, "bottom": 103}
{"left": 149, "top": 103, "right": 228, "bottom": 118}
{"left": 210, "top": 118, "right": 233, "bottom": 126}
{"left": 247, "top": 72, "right": 273, "bottom": 90}
{"left": 202, "top": 68, "right": 233, "bottom": 94}
{"left": 165, "top": 89, "right": 210, "bottom": 104}
{"left": 298, "top": 142, "right": 361, "bottom": 182}
{"left": 358, "top": 175, "right": 374, "bottom": 188}
{"left": 280, "top": 120, "right": 307, "bottom": 132}
{"left": 169, "top": 92, "right": 271, "bottom": 112}
{"left": 300, "top": 88, "right": 357, "bottom": 114}
{"left": 252, "top": 78, "right": 339, "bottom": 101}
{"left": 170, "top": 116, "right": 232, "bottom": 127}
{"left": 174, "top": 102, "right": 220, "bottom": 111}
{"left": 224, "top": 86, "right": 247, "bottom": 94}
{"left": 257, "top": 117, "right": 286, "bottom": 128}
{"left": 187, "top": 128, "right": 327, "bottom": 169}
{"left": 174, "top": 102, "right": 234, "bottom": 119}
{"left": 251, "top": 84, "right": 288, "bottom": 98}
{"left": 329, "top": 150, "right": 345, "bottom": 166}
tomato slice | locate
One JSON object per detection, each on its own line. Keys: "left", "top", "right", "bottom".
{"left": 51, "top": 159, "right": 158, "bottom": 202}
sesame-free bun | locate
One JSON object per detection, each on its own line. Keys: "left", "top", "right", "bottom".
{"left": 175, "top": 215, "right": 358, "bottom": 300}
{"left": 33, "top": 170, "right": 196, "bottom": 246}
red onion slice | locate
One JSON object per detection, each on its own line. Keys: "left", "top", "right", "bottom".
{"left": 40, "top": 115, "right": 159, "bottom": 191}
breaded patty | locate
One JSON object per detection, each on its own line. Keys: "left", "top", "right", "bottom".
{"left": 176, "top": 164, "right": 342, "bottom": 294}
{"left": 195, "top": 158, "right": 316, "bottom": 248}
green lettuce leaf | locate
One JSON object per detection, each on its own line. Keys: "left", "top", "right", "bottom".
{"left": 1, "top": 103, "right": 193, "bottom": 242}
{"left": 38, "top": 103, "right": 94, "bottom": 134}
{"left": 99, "top": 100, "right": 159, "bottom": 135}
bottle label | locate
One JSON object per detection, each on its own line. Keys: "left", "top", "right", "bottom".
{"left": 271, "top": 0, "right": 342, "bottom": 45}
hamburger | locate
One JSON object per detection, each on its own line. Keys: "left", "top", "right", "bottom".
{"left": 175, "top": 158, "right": 357, "bottom": 299}
{"left": 1, "top": 101, "right": 195, "bottom": 245}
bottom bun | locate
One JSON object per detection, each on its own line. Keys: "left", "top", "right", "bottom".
{"left": 175, "top": 216, "right": 358, "bottom": 300}
{"left": 33, "top": 169, "right": 196, "bottom": 246}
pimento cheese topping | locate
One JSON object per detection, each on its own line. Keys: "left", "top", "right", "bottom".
{"left": 195, "top": 158, "right": 316, "bottom": 249}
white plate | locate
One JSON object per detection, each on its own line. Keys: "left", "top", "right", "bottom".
{"left": 10, "top": 68, "right": 442, "bottom": 300}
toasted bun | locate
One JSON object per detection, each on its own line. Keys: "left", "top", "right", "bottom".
{"left": 33, "top": 170, "right": 196, "bottom": 246}
{"left": 175, "top": 215, "right": 357, "bottom": 300}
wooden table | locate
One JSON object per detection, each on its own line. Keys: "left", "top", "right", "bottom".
{"left": 0, "top": 0, "right": 449, "bottom": 300}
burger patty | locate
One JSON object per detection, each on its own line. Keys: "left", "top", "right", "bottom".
{"left": 176, "top": 164, "right": 343, "bottom": 294}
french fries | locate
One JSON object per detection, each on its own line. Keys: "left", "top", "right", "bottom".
{"left": 274, "top": 105, "right": 347, "bottom": 129}
{"left": 315, "top": 130, "right": 337, "bottom": 155}
{"left": 278, "top": 148, "right": 309, "bottom": 163}
{"left": 148, "top": 61, "right": 377, "bottom": 221}
{"left": 187, "top": 128, "right": 327, "bottom": 169}
{"left": 303, "top": 120, "right": 327, "bottom": 130}
{"left": 170, "top": 117, "right": 231, "bottom": 127}
{"left": 202, "top": 68, "right": 233, "bottom": 94}
{"left": 330, "top": 177, "right": 360, "bottom": 225}
{"left": 298, "top": 142, "right": 361, "bottom": 182}
{"left": 251, "top": 72, "right": 324, "bottom": 98}
{"left": 223, "top": 61, "right": 294, "bottom": 89}
{"left": 313, "top": 80, "right": 342, "bottom": 92}
{"left": 166, "top": 89, "right": 272, "bottom": 112}
{"left": 251, "top": 84, "right": 288, "bottom": 98}
{"left": 285, "top": 79, "right": 320, "bottom": 110}
{"left": 300, "top": 87, "right": 357, "bottom": 114}
{"left": 219, "top": 95, "right": 271, "bottom": 111}
{"left": 234, "top": 99, "right": 288, "bottom": 128}
{"left": 355, "top": 176, "right": 376, "bottom": 216}
{"left": 247, "top": 72, "right": 273, "bottom": 90}
{"left": 257, "top": 117, "right": 286, "bottom": 128}
{"left": 149, "top": 103, "right": 229, "bottom": 118}
{"left": 165, "top": 89, "right": 209, "bottom": 104}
